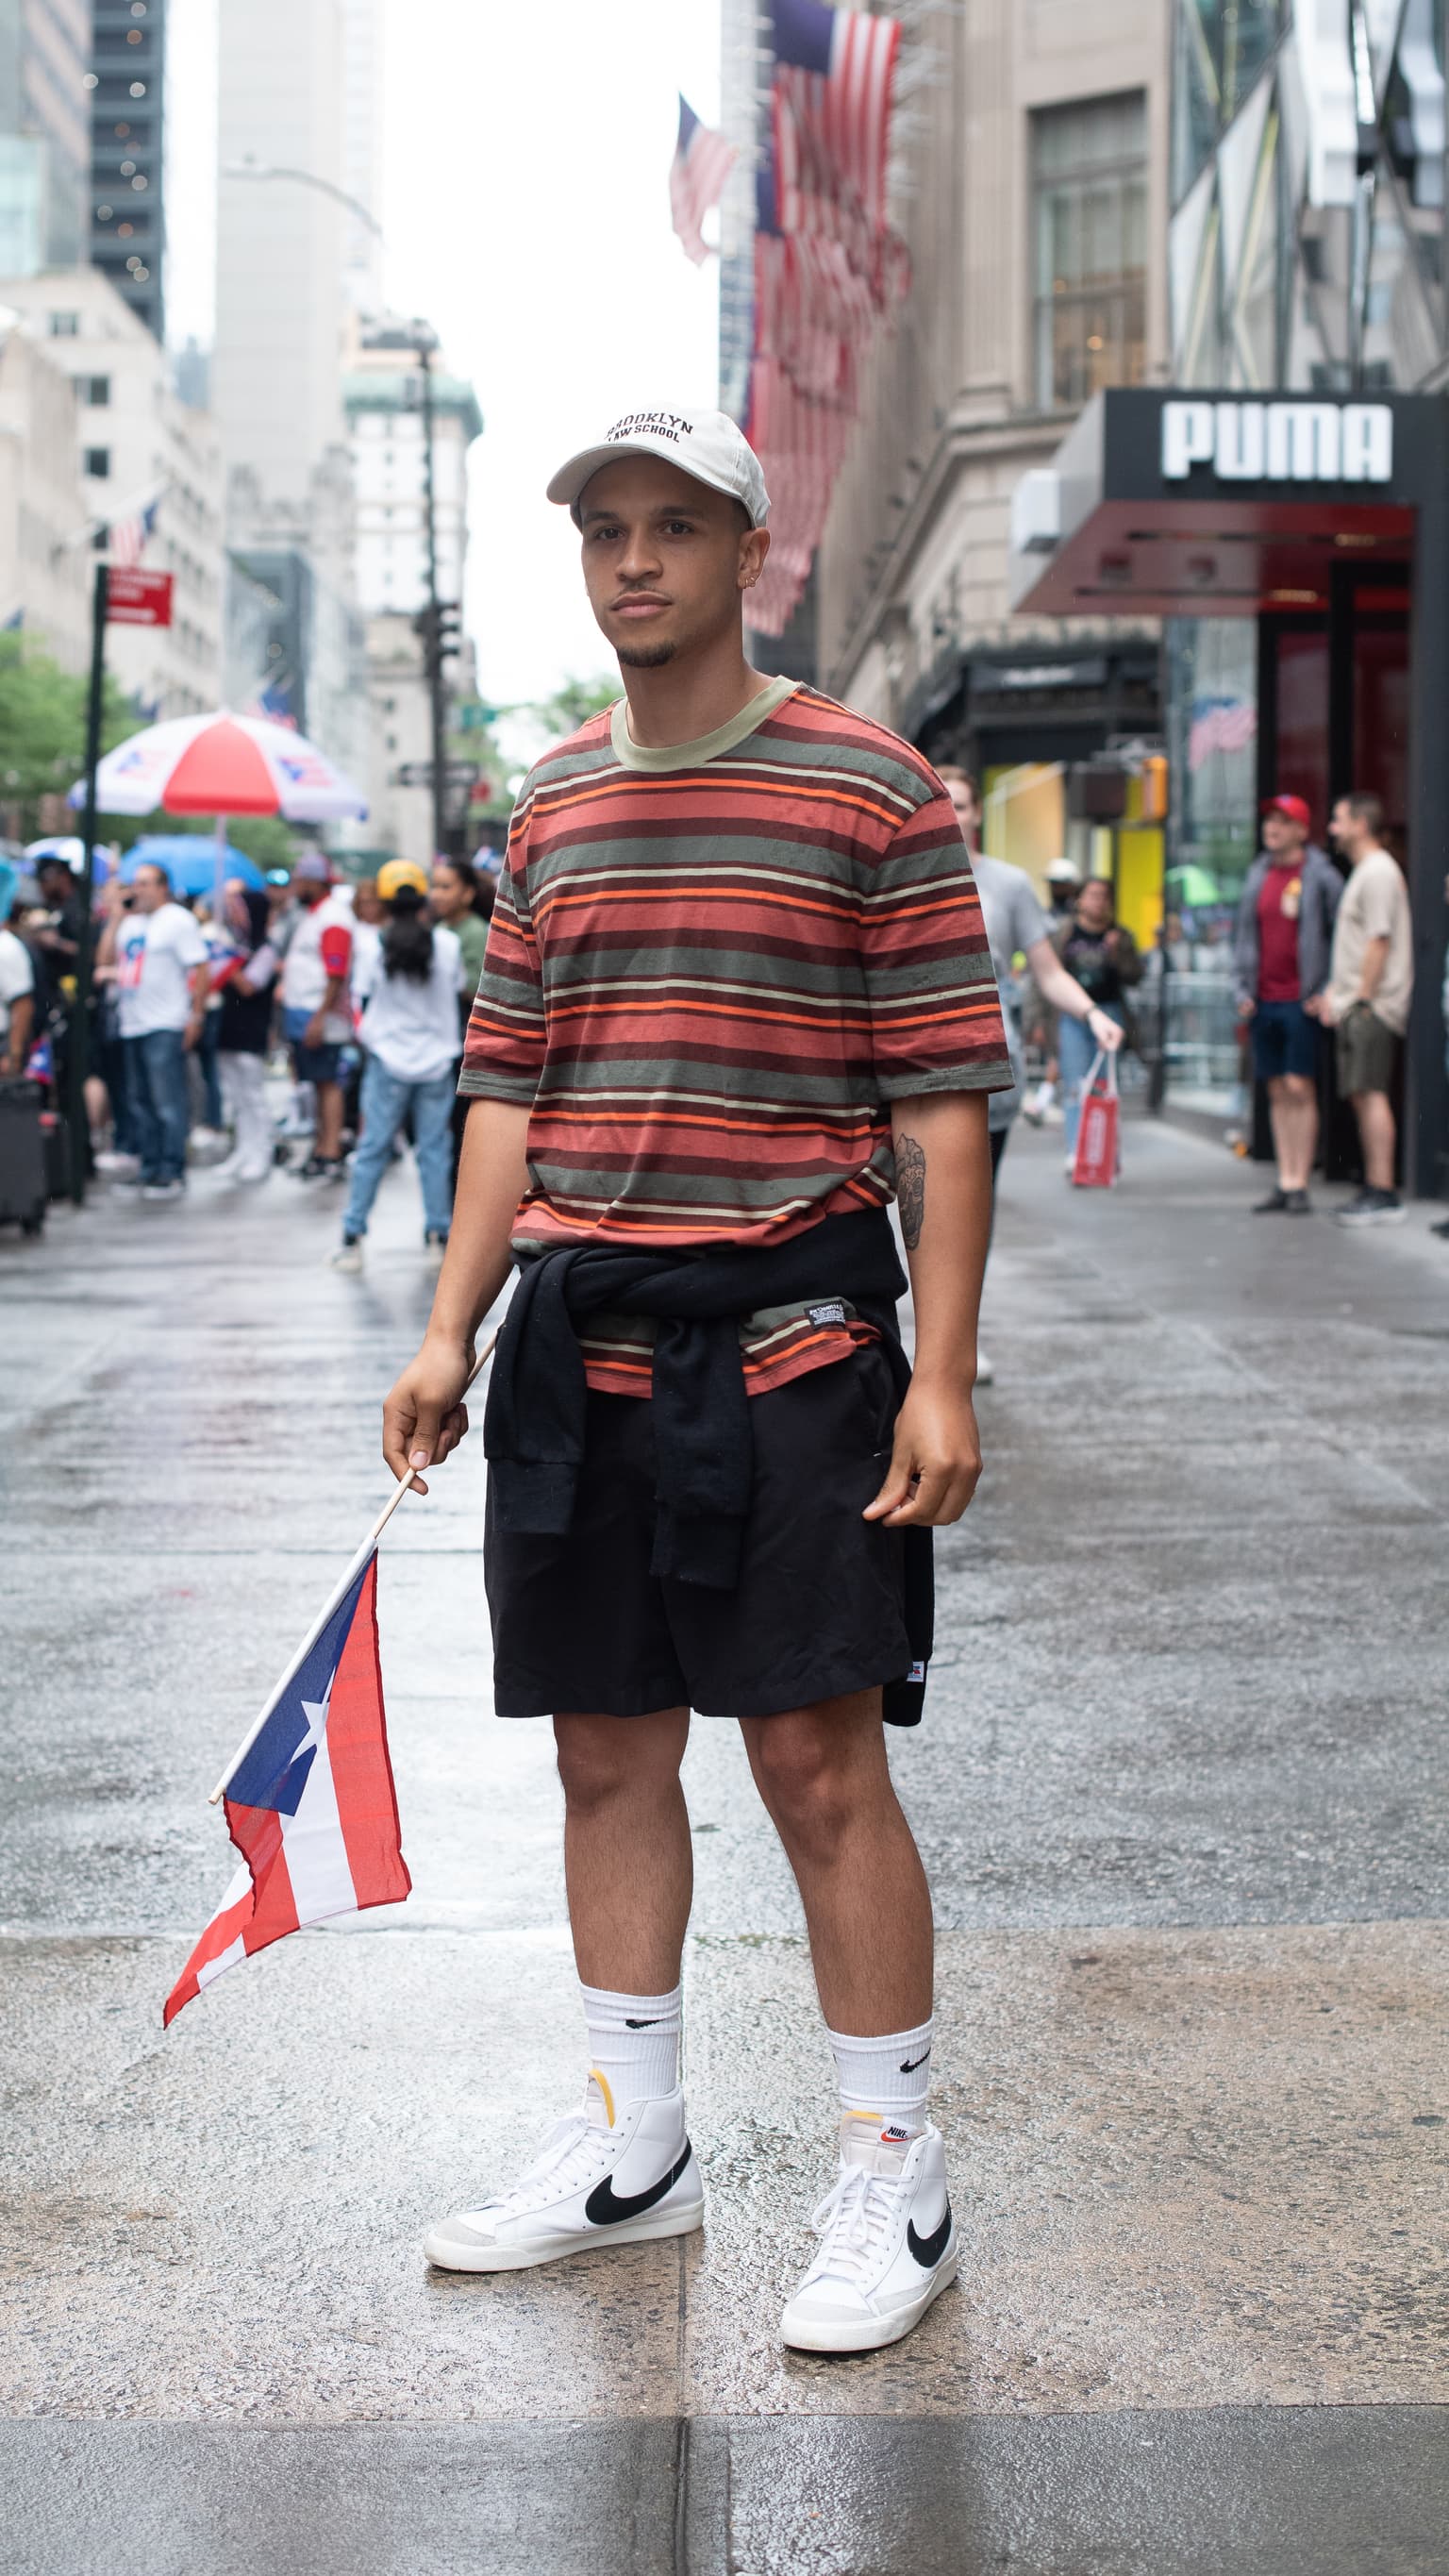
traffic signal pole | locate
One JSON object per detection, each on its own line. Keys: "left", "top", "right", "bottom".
{"left": 68, "top": 557, "right": 109, "bottom": 1203}
{"left": 416, "top": 332, "right": 447, "bottom": 858}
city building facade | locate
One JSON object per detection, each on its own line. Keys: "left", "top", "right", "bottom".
{"left": 89, "top": 0, "right": 164, "bottom": 343}
{"left": 2, "top": 267, "right": 222, "bottom": 715}
{"left": 0, "top": 313, "right": 90, "bottom": 667}
{"left": 806, "top": 0, "right": 1173, "bottom": 890}
{"left": 1011, "top": 1, "right": 1449, "bottom": 1190}
{"left": 0, "top": 0, "right": 88, "bottom": 275}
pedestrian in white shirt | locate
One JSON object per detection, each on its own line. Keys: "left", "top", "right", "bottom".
{"left": 0, "top": 907, "right": 36, "bottom": 1077}
{"left": 279, "top": 851, "right": 354, "bottom": 1180}
{"left": 95, "top": 862, "right": 208, "bottom": 1198}
{"left": 1320, "top": 791, "right": 1414, "bottom": 1227}
{"left": 330, "top": 860, "right": 466, "bottom": 1274}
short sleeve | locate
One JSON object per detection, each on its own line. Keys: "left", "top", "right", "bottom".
{"left": 175, "top": 912, "right": 208, "bottom": 969}
{"left": 1359, "top": 859, "right": 1406, "bottom": 943}
{"left": 858, "top": 785, "right": 1014, "bottom": 1100}
{"left": 318, "top": 919, "right": 353, "bottom": 979}
{"left": 0, "top": 934, "right": 33, "bottom": 1002}
{"left": 458, "top": 848, "right": 546, "bottom": 1103}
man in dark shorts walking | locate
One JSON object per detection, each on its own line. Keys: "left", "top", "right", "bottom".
{"left": 384, "top": 406, "right": 1010, "bottom": 2354}
{"left": 1233, "top": 795, "right": 1342, "bottom": 1213}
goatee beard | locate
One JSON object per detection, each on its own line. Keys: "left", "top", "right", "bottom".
{"left": 616, "top": 639, "right": 677, "bottom": 669}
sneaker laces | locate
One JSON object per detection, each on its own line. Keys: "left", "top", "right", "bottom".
{"left": 805, "top": 2163, "right": 905, "bottom": 2287}
{"left": 472, "top": 2114, "right": 613, "bottom": 2220}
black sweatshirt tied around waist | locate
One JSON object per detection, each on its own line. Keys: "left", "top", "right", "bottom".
{"left": 483, "top": 1205, "right": 933, "bottom": 1726}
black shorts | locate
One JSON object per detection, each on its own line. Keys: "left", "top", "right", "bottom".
{"left": 485, "top": 1344, "right": 911, "bottom": 1720}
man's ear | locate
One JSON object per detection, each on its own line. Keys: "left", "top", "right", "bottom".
{"left": 739, "top": 525, "right": 771, "bottom": 593}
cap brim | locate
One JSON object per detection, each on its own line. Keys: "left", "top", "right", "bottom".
{"left": 546, "top": 440, "right": 664, "bottom": 510}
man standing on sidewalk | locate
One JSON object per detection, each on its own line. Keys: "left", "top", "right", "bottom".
{"left": 383, "top": 407, "right": 1011, "bottom": 2354}
{"left": 1234, "top": 794, "right": 1342, "bottom": 1213}
{"left": 1321, "top": 792, "right": 1413, "bottom": 1228}
{"left": 97, "top": 861, "right": 207, "bottom": 1202}
{"left": 280, "top": 853, "right": 354, "bottom": 1181}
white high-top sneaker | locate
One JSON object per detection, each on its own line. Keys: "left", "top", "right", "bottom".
{"left": 423, "top": 2076, "right": 703, "bottom": 2273}
{"left": 780, "top": 2116, "right": 958, "bottom": 2352}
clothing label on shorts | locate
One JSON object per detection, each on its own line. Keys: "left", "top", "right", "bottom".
{"left": 808, "top": 1300, "right": 847, "bottom": 1328}
{"left": 908, "top": 1661, "right": 926, "bottom": 1684}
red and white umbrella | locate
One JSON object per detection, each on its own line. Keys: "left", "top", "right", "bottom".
{"left": 77, "top": 710, "right": 367, "bottom": 823}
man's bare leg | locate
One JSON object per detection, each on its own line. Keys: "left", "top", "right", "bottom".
{"left": 1268, "top": 1072, "right": 1318, "bottom": 1192}
{"left": 1352, "top": 1088, "right": 1396, "bottom": 1191}
{"left": 555, "top": 1707, "right": 693, "bottom": 1991}
{"left": 739, "top": 1687, "right": 932, "bottom": 2032}
{"left": 315, "top": 1079, "right": 345, "bottom": 1162}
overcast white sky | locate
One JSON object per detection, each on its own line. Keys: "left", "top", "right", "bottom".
{"left": 167, "top": 0, "right": 724, "bottom": 716}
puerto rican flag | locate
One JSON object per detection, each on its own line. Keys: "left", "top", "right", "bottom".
{"left": 163, "top": 1555, "right": 410, "bottom": 2026}
{"left": 670, "top": 93, "right": 737, "bottom": 265}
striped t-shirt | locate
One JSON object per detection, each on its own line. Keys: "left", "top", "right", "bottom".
{"left": 459, "top": 677, "right": 1011, "bottom": 1396}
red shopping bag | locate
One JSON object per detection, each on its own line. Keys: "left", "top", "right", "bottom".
{"left": 1071, "top": 1048, "right": 1120, "bottom": 1188}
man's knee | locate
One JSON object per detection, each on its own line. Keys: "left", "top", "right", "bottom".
{"left": 555, "top": 1711, "right": 685, "bottom": 1814}
{"left": 750, "top": 1698, "right": 882, "bottom": 1843}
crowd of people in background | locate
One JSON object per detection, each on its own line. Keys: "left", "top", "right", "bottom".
{"left": 0, "top": 779, "right": 1442, "bottom": 1247}
{"left": 0, "top": 837, "right": 497, "bottom": 1256}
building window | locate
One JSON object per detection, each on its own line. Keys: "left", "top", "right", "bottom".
{"left": 1033, "top": 92, "right": 1147, "bottom": 410}
{"left": 85, "top": 447, "right": 111, "bottom": 478}
{"left": 49, "top": 311, "right": 79, "bottom": 337}
{"left": 83, "top": 376, "right": 111, "bottom": 406}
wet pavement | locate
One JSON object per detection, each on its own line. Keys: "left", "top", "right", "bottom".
{"left": 2, "top": 1124, "right": 1447, "bottom": 2572}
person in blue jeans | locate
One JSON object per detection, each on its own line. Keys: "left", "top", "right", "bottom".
{"left": 1055, "top": 879, "right": 1141, "bottom": 1163}
{"left": 97, "top": 863, "right": 208, "bottom": 1200}
{"left": 330, "top": 860, "right": 467, "bottom": 1275}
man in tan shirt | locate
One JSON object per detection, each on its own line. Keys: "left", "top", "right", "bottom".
{"left": 1317, "top": 792, "right": 1413, "bottom": 1226}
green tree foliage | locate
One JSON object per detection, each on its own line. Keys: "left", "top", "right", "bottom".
{"left": 0, "top": 638, "right": 134, "bottom": 842}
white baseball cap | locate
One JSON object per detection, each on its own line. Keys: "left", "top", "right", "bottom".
{"left": 546, "top": 406, "right": 770, "bottom": 527}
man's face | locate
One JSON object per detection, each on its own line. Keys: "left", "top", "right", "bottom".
{"left": 295, "top": 872, "right": 327, "bottom": 908}
{"left": 944, "top": 778, "right": 980, "bottom": 843}
{"left": 1328, "top": 797, "right": 1359, "bottom": 852}
{"left": 1262, "top": 810, "right": 1307, "bottom": 857}
{"left": 38, "top": 862, "right": 72, "bottom": 902}
{"left": 131, "top": 866, "right": 169, "bottom": 913}
{"left": 577, "top": 457, "right": 770, "bottom": 670}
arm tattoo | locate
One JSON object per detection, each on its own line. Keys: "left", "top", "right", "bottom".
{"left": 895, "top": 1132, "right": 925, "bottom": 1250}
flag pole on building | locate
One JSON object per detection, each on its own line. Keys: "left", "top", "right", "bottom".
{"left": 206, "top": 1329, "right": 499, "bottom": 1803}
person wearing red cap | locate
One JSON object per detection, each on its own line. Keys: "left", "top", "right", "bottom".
{"left": 1233, "top": 796, "right": 1343, "bottom": 1213}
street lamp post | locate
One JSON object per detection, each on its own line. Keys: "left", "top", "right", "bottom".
{"left": 224, "top": 161, "right": 457, "bottom": 853}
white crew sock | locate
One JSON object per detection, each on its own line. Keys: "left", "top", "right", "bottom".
{"left": 825, "top": 2016, "right": 934, "bottom": 2135}
{"left": 578, "top": 1982, "right": 683, "bottom": 2120}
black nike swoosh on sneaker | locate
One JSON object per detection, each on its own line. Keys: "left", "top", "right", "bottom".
{"left": 584, "top": 2142, "right": 694, "bottom": 2228}
{"left": 907, "top": 2201, "right": 952, "bottom": 2268}
{"left": 899, "top": 2049, "right": 931, "bottom": 2072}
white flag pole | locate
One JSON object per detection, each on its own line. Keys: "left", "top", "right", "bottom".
{"left": 207, "top": 1330, "right": 498, "bottom": 1804}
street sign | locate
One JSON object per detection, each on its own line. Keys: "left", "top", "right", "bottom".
{"left": 392, "top": 760, "right": 480, "bottom": 789}
{"left": 106, "top": 568, "right": 174, "bottom": 627}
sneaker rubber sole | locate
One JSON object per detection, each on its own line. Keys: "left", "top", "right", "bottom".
{"left": 781, "top": 2245, "right": 958, "bottom": 2353}
{"left": 423, "top": 2197, "right": 705, "bottom": 2273}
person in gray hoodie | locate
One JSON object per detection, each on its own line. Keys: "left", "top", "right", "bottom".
{"left": 1233, "top": 795, "right": 1343, "bottom": 1213}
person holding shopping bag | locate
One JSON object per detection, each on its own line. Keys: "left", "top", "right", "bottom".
{"left": 1055, "top": 879, "right": 1141, "bottom": 1167}
{"left": 330, "top": 860, "right": 467, "bottom": 1276}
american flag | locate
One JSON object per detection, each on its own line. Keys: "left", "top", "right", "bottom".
{"left": 669, "top": 93, "right": 737, "bottom": 266}
{"left": 106, "top": 492, "right": 161, "bottom": 568}
{"left": 1188, "top": 697, "right": 1257, "bottom": 772}
{"left": 770, "top": 0, "right": 901, "bottom": 233}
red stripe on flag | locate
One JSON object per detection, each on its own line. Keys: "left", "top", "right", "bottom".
{"left": 325, "top": 1555, "right": 412, "bottom": 1911}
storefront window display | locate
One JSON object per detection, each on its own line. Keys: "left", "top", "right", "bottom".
{"left": 1163, "top": 617, "right": 1258, "bottom": 1114}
